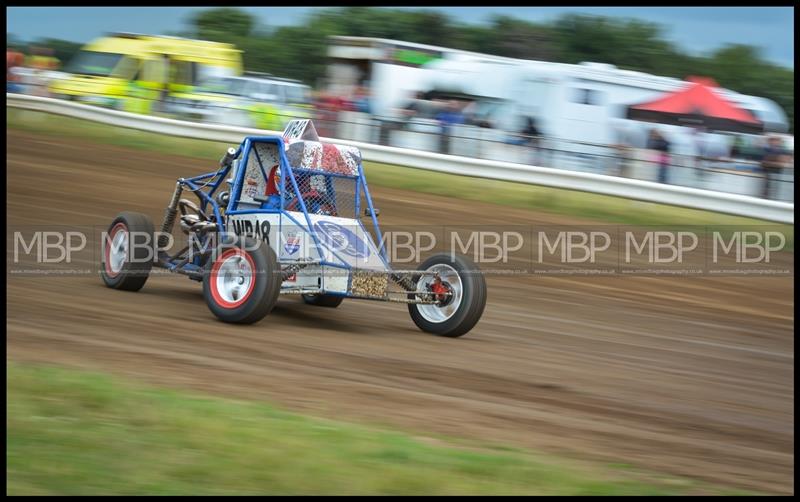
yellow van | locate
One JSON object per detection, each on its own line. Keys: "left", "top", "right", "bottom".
{"left": 49, "top": 33, "right": 242, "bottom": 114}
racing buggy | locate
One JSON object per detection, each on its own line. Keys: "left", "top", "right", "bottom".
{"left": 101, "top": 120, "right": 487, "bottom": 337}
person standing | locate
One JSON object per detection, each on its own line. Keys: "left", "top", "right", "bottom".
{"left": 759, "top": 135, "right": 790, "bottom": 199}
{"left": 352, "top": 85, "right": 372, "bottom": 115}
{"left": 435, "top": 99, "right": 466, "bottom": 154}
{"left": 313, "top": 91, "right": 338, "bottom": 138}
{"left": 6, "top": 47, "right": 25, "bottom": 93}
{"left": 400, "top": 91, "right": 424, "bottom": 120}
{"left": 611, "top": 123, "right": 634, "bottom": 178}
{"left": 691, "top": 127, "right": 709, "bottom": 183}
{"left": 521, "top": 116, "right": 542, "bottom": 166}
{"left": 647, "top": 129, "right": 671, "bottom": 184}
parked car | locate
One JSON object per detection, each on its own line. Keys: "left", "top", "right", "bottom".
{"left": 165, "top": 73, "right": 313, "bottom": 130}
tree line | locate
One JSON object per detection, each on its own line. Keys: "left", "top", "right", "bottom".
{"left": 8, "top": 7, "right": 794, "bottom": 131}
{"left": 188, "top": 7, "right": 795, "bottom": 132}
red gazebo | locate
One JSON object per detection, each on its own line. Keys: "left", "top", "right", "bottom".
{"left": 626, "top": 77, "right": 763, "bottom": 134}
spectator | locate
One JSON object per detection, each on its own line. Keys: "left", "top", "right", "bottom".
{"left": 352, "top": 85, "right": 372, "bottom": 114}
{"left": 435, "top": 99, "right": 466, "bottom": 154}
{"left": 401, "top": 91, "right": 446, "bottom": 122}
{"left": 611, "top": 123, "right": 634, "bottom": 178}
{"left": 521, "top": 116, "right": 540, "bottom": 139}
{"left": 691, "top": 126, "right": 709, "bottom": 182}
{"left": 730, "top": 134, "right": 746, "bottom": 160}
{"left": 313, "top": 91, "right": 345, "bottom": 138}
{"left": 520, "top": 116, "right": 543, "bottom": 165}
{"left": 461, "top": 100, "right": 480, "bottom": 125}
{"left": 759, "top": 135, "right": 791, "bottom": 199}
{"left": 436, "top": 100, "right": 466, "bottom": 131}
{"left": 7, "top": 47, "right": 25, "bottom": 93}
{"left": 400, "top": 91, "right": 423, "bottom": 119}
{"left": 647, "top": 129, "right": 671, "bottom": 184}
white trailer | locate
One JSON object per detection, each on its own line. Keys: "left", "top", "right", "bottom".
{"left": 326, "top": 36, "right": 789, "bottom": 155}
{"left": 420, "top": 58, "right": 789, "bottom": 150}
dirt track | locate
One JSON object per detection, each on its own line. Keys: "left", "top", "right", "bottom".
{"left": 6, "top": 129, "right": 794, "bottom": 493}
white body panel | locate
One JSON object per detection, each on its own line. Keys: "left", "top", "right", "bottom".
{"left": 227, "top": 210, "right": 389, "bottom": 293}
{"left": 284, "top": 212, "right": 388, "bottom": 272}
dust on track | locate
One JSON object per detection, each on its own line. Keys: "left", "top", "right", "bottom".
{"left": 6, "top": 129, "right": 794, "bottom": 493}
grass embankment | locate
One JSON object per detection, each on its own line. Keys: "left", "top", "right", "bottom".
{"left": 7, "top": 363, "right": 741, "bottom": 495}
{"left": 7, "top": 108, "right": 785, "bottom": 229}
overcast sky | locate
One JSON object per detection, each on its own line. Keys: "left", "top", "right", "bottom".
{"left": 6, "top": 6, "right": 795, "bottom": 68}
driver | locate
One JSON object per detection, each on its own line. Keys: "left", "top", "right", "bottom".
{"left": 262, "top": 163, "right": 281, "bottom": 208}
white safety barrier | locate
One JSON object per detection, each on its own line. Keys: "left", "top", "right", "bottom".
{"left": 7, "top": 93, "right": 793, "bottom": 224}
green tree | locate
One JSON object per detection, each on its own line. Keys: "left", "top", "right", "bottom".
{"left": 33, "top": 38, "right": 83, "bottom": 66}
{"left": 703, "top": 45, "right": 794, "bottom": 131}
{"left": 7, "top": 33, "right": 24, "bottom": 51}
{"left": 553, "top": 14, "right": 679, "bottom": 73}
{"left": 191, "top": 7, "right": 255, "bottom": 40}
{"left": 478, "top": 15, "right": 559, "bottom": 61}
{"left": 182, "top": 7, "right": 793, "bottom": 131}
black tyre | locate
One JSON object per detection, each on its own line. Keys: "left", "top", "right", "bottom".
{"left": 101, "top": 211, "right": 155, "bottom": 292}
{"left": 408, "top": 253, "right": 487, "bottom": 337}
{"left": 203, "top": 235, "right": 281, "bottom": 324}
{"left": 301, "top": 293, "right": 344, "bottom": 308}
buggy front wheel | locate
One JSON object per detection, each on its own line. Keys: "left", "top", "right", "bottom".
{"left": 203, "top": 236, "right": 281, "bottom": 324}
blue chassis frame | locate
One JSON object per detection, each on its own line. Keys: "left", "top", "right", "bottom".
{"left": 161, "top": 135, "right": 392, "bottom": 297}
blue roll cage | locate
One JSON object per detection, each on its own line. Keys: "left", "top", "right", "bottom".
{"left": 171, "top": 136, "right": 389, "bottom": 275}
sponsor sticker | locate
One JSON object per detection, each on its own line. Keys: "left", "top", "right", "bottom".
{"left": 313, "top": 220, "right": 370, "bottom": 259}
{"left": 244, "top": 178, "right": 259, "bottom": 199}
{"left": 284, "top": 232, "right": 301, "bottom": 255}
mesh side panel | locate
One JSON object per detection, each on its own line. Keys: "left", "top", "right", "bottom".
{"left": 349, "top": 269, "right": 420, "bottom": 299}
{"left": 350, "top": 269, "right": 389, "bottom": 297}
{"left": 284, "top": 169, "right": 359, "bottom": 219}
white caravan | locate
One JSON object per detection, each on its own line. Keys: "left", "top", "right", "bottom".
{"left": 419, "top": 57, "right": 789, "bottom": 156}
{"left": 325, "top": 35, "right": 790, "bottom": 166}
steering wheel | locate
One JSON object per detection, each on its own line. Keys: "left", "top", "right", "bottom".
{"left": 178, "top": 199, "right": 214, "bottom": 234}
{"left": 179, "top": 199, "right": 211, "bottom": 222}
{"left": 285, "top": 191, "right": 337, "bottom": 216}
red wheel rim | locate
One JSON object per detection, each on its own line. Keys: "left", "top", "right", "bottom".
{"left": 209, "top": 248, "right": 257, "bottom": 309}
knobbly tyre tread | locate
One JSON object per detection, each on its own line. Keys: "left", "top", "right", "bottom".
{"left": 301, "top": 294, "right": 345, "bottom": 308}
{"left": 203, "top": 235, "right": 281, "bottom": 324}
{"left": 408, "top": 253, "right": 487, "bottom": 337}
{"left": 101, "top": 211, "right": 155, "bottom": 292}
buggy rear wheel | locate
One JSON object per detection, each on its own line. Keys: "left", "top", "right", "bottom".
{"left": 408, "top": 253, "right": 487, "bottom": 338}
{"left": 203, "top": 236, "right": 281, "bottom": 324}
{"left": 101, "top": 211, "right": 154, "bottom": 292}
{"left": 301, "top": 293, "right": 344, "bottom": 308}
